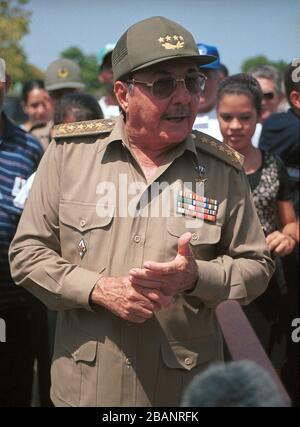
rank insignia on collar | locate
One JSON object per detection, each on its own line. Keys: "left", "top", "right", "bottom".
{"left": 78, "top": 239, "right": 87, "bottom": 259}
{"left": 176, "top": 191, "right": 218, "bottom": 223}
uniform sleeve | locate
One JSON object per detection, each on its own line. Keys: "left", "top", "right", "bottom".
{"left": 186, "top": 168, "right": 275, "bottom": 308}
{"left": 9, "top": 140, "right": 102, "bottom": 311}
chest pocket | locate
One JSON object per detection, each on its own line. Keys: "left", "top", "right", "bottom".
{"left": 167, "top": 216, "right": 221, "bottom": 260}
{"left": 59, "top": 202, "right": 114, "bottom": 271}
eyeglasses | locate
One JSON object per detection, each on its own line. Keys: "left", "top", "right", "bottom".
{"left": 127, "top": 74, "right": 207, "bottom": 99}
{"left": 262, "top": 92, "right": 275, "bottom": 100}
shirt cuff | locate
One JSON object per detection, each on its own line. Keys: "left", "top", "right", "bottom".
{"left": 184, "top": 260, "right": 247, "bottom": 307}
{"left": 60, "top": 267, "right": 103, "bottom": 312}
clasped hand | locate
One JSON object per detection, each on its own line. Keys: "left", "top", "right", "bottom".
{"left": 90, "top": 233, "right": 198, "bottom": 323}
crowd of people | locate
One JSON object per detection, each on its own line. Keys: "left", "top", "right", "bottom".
{"left": 0, "top": 15, "right": 299, "bottom": 407}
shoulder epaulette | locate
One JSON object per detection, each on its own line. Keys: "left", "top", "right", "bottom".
{"left": 52, "top": 118, "right": 116, "bottom": 139}
{"left": 192, "top": 130, "right": 244, "bottom": 170}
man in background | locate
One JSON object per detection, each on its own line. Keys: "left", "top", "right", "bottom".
{"left": 248, "top": 65, "right": 284, "bottom": 147}
{"left": 0, "top": 58, "right": 47, "bottom": 406}
{"left": 193, "top": 43, "right": 223, "bottom": 140}
{"left": 97, "top": 43, "right": 119, "bottom": 118}
{"left": 45, "top": 58, "right": 85, "bottom": 106}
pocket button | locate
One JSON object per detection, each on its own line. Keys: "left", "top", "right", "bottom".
{"left": 184, "top": 357, "right": 192, "bottom": 366}
{"left": 80, "top": 219, "right": 86, "bottom": 228}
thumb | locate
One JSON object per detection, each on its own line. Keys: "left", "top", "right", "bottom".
{"left": 177, "top": 232, "right": 193, "bottom": 257}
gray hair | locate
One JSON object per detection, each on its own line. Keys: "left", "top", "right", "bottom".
{"left": 247, "top": 65, "right": 283, "bottom": 93}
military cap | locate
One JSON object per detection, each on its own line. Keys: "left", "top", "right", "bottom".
{"left": 45, "top": 58, "right": 85, "bottom": 91}
{"left": 97, "top": 43, "right": 116, "bottom": 68}
{"left": 112, "top": 16, "right": 216, "bottom": 81}
{"left": 0, "top": 58, "right": 6, "bottom": 82}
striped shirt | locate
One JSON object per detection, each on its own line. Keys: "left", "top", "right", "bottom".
{"left": 0, "top": 113, "right": 43, "bottom": 309}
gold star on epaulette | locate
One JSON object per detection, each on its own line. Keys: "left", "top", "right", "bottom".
{"left": 193, "top": 132, "right": 244, "bottom": 170}
{"left": 52, "top": 119, "right": 116, "bottom": 139}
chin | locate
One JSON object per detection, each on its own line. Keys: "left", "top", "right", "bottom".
{"left": 162, "top": 129, "right": 190, "bottom": 145}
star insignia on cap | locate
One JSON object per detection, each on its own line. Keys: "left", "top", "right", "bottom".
{"left": 57, "top": 67, "right": 69, "bottom": 79}
{"left": 158, "top": 34, "right": 185, "bottom": 50}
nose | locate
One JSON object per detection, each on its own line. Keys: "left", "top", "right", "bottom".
{"left": 37, "top": 103, "right": 47, "bottom": 116}
{"left": 230, "top": 117, "right": 242, "bottom": 130}
{"left": 172, "top": 79, "right": 192, "bottom": 102}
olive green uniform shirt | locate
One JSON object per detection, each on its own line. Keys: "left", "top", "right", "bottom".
{"left": 9, "top": 116, "right": 274, "bottom": 407}
{"left": 30, "top": 120, "right": 53, "bottom": 152}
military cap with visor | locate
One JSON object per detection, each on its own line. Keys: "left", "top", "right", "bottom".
{"left": 45, "top": 58, "right": 85, "bottom": 91}
{"left": 112, "top": 16, "right": 217, "bottom": 81}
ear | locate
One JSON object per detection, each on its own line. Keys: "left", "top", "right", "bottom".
{"left": 114, "top": 81, "right": 129, "bottom": 113}
{"left": 289, "top": 90, "right": 300, "bottom": 110}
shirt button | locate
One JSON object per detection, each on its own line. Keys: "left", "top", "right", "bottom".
{"left": 134, "top": 235, "right": 141, "bottom": 243}
{"left": 80, "top": 219, "right": 86, "bottom": 228}
{"left": 192, "top": 233, "right": 198, "bottom": 241}
{"left": 185, "top": 357, "right": 192, "bottom": 366}
{"left": 125, "top": 357, "right": 132, "bottom": 366}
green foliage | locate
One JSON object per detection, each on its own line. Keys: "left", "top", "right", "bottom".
{"left": 241, "top": 55, "right": 288, "bottom": 75}
{"left": 0, "top": 0, "right": 43, "bottom": 90}
{"left": 61, "top": 46, "right": 100, "bottom": 95}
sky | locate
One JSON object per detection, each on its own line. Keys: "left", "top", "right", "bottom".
{"left": 22, "top": 0, "right": 300, "bottom": 74}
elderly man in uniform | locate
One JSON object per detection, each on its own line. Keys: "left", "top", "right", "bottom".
{"left": 9, "top": 17, "right": 274, "bottom": 407}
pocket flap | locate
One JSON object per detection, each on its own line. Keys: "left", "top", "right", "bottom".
{"left": 167, "top": 217, "right": 221, "bottom": 245}
{"left": 60, "top": 202, "right": 114, "bottom": 232}
{"left": 72, "top": 340, "right": 97, "bottom": 363}
{"left": 161, "top": 338, "right": 217, "bottom": 371}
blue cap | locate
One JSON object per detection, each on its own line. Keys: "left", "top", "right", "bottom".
{"left": 197, "top": 43, "right": 220, "bottom": 70}
{"left": 97, "top": 43, "right": 116, "bottom": 67}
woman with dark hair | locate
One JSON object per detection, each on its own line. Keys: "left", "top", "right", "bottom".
{"left": 21, "top": 80, "right": 53, "bottom": 130}
{"left": 216, "top": 73, "right": 298, "bottom": 373}
{"left": 21, "top": 79, "right": 53, "bottom": 150}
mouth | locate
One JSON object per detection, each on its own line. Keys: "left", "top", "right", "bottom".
{"left": 162, "top": 114, "right": 190, "bottom": 123}
{"left": 165, "top": 117, "right": 186, "bottom": 123}
{"left": 228, "top": 135, "right": 243, "bottom": 141}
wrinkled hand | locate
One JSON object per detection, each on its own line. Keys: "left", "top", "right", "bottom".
{"left": 266, "top": 230, "right": 296, "bottom": 257}
{"left": 129, "top": 232, "right": 198, "bottom": 297}
{"left": 90, "top": 275, "right": 171, "bottom": 323}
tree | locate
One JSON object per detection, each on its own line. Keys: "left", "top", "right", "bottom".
{"left": 241, "top": 55, "right": 288, "bottom": 75}
{"left": 61, "top": 46, "right": 100, "bottom": 95}
{"left": 0, "top": 0, "right": 43, "bottom": 89}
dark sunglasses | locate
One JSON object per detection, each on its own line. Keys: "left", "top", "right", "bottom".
{"left": 127, "top": 74, "right": 206, "bottom": 99}
{"left": 262, "top": 92, "right": 275, "bottom": 100}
